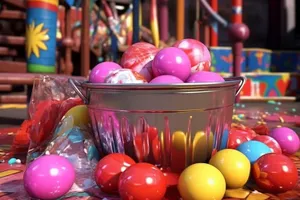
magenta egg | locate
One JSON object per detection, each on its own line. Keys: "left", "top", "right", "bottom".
{"left": 24, "top": 155, "right": 75, "bottom": 200}
{"left": 270, "top": 127, "right": 300, "bottom": 155}
{"left": 89, "top": 62, "right": 122, "bottom": 83}
{"left": 186, "top": 71, "right": 225, "bottom": 83}
{"left": 150, "top": 75, "right": 184, "bottom": 84}
{"left": 152, "top": 47, "right": 191, "bottom": 81}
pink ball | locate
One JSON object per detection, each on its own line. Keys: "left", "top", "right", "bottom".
{"left": 24, "top": 155, "right": 75, "bottom": 200}
{"left": 152, "top": 47, "right": 191, "bottom": 81}
{"left": 270, "top": 127, "right": 300, "bottom": 155}
{"left": 186, "top": 71, "right": 225, "bottom": 83}
{"left": 89, "top": 62, "right": 122, "bottom": 83}
{"left": 150, "top": 75, "right": 184, "bottom": 84}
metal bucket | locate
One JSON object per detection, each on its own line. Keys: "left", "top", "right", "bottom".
{"left": 69, "top": 77, "right": 245, "bottom": 172}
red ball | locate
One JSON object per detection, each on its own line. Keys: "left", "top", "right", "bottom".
{"left": 118, "top": 163, "right": 167, "bottom": 200}
{"left": 228, "top": 126, "right": 256, "bottom": 149}
{"left": 253, "top": 135, "right": 282, "bottom": 154}
{"left": 94, "top": 153, "right": 136, "bottom": 194}
{"left": 173, "top": 39, "right": 211, "bottom": 72}
{"left": 252, "top": 153, "right": 298, "bottom": 193}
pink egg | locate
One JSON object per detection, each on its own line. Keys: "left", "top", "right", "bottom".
{"left": 152, "top": 47, "right": 191, "bottom": 81}
{"left": 270, "top": 127, "right": 300, "bottom": 155}
{"left": 89, "top": 62, "right": 122, "bottom": 83}
{"left": 173, "top": 39, "right": 211, "bottom": 73}
{"left": 186, "top": 71, "right": 225, "bottom": 83}
{"left": 24, "top": 155, "right": 75, "bottom": 200}
{"left": 150, "top": 75, "right": 184, "bottom": 84}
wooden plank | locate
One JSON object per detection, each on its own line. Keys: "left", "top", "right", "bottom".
{"left": 0, "top": 47, "right": 17, "bottom": 56}
{"left": 0, "top": 85, "right": 12, "bottom": 92}
{"left": 0, "top": 36, "right": 25, "bottom": 46}
{"left": 0, "top": 61, "right": 26, "bottom": 73}
{"left": 0, "top": 73, "right": 86, "bottom": 85}
{"left": 3, "top": 0, "right": 26, "bottom": 10}
{"left": 0, "top": 10, "right": 26, "bottom": 20}
{"left": 0, "top": 95, "right": 27, "bottom": 104}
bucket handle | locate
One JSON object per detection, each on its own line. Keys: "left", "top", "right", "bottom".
{"left": 68, "top": 79, "right": 88, "bottom": 104}
{"left": 225, "top": 76, "right": 246, "bottom": 96}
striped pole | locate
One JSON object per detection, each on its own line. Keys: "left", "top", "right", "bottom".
{"left": 26, "top": 0, "right": 58, "bottom": 73}
{"left": 150, "top": 0, "right": 160, "bottom": 47}
{"left": 209, "top": 0, "right": 218, "bottom": 46}
{"left": 232, "top": 0, "right": 242, "bottom": 23}
{"left": 158, "top": 0, "right": 168, "bottom": 42}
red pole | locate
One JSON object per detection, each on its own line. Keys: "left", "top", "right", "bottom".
{"left": 231, "top": 0, "right": 242, "bottom": 23}
{"left": 209, "top": 0, "right": 218, "bottom": 46}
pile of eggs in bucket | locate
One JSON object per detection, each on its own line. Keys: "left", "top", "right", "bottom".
{"left": 22, "top": 39, "right": 300, "bottom": 200}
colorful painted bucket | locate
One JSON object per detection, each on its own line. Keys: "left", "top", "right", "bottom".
{"left": 26, "top": 0, "right": 58, "bottom": 73}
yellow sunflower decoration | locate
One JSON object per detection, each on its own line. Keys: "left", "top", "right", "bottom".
{"left": 26, "top": 21, "right": 50, "bottom": 58}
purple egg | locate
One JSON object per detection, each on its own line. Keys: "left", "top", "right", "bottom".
{"left": 89, "top": 62, "right": 122, "bottom": 83}
{"left": 186, "top": 71, "right": 225, "bottom": 83}
{"left": 152, "top": 47, "right": 191, "bottom": 81}
{"left": 24, "top": 155, "right": 75, "bottom": 200}
{"left": 150, "top": 75, "right": 184, "bottom": 84}
{"left": 270, "top": 127, "right": 300, "bottom": 155}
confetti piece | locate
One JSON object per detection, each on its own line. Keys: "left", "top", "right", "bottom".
{"left": 279, "top": 116, "right": 285, "bottom": 123}
{"left": 292, "top": 108, "right": 296, "bottom": 112}
{"left": 246, "top": 190, "right": 269, "bottom": 200}
{"left": 0, "top": 104, "right": 27, "bottom": 109}
{"left": 8, "top": 158, "right": 17, "bottom": 165}
{"left": 225, "top": 188, "right": 251, "bottom": 198}
{"left": 267, "top": 100, "right": 276, "bottom": 105}
{"left": 241, "top": 104, "right": 245, "bottom": 108}
{"left": 236, "top": 103, "right": 240, "bottom": 107}
{"left": 277, "top": 102, "right": 282, "bottom": 105}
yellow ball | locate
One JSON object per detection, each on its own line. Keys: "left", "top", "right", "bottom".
{"left": 178, "top": 163, "right": 226, "bottom": 200}
{"left": 209, "top": 149, "right": 250, "bottom": 189}
{"left": 63, "top": 105, "right": 90, "bottom": 128}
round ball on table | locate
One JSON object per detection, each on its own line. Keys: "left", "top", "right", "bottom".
{"left": 178, "top": 163, "right": 226, "bottom": 200}
{"left": 23, "top": 155, "right": 75, "bottom": 200}
{"left": 209, "top": 149, "right": 251, "bottom": 189}
{"left": 173, "top": 39, "right": 211, "bottom": 72}
{"left": 152, "top": 47, "right": 191, "bottom": 81}
{"left": 269, "top": 127, "right": 300, "bottom": 155}
{"left": 252, "top": 135, "right": 282, "bottom": 154}
{"left": 186, "top": 71, "right": 225, "bottom": 83}
{"left": 118, "top": 163, "right": 167, "bottom": 200}
{"left": 149, "top": 75, "right": 184, "bottom": 84}
{"left": 89, "top": 62, "right": 122, "bottom": 83}
{"left": 236, "top": 140, "right": 272, "bottom": 164}
{"left": 94, "top": 153, "right": 136, "bottom": 194}
{"left": 252, "top": 153, "right": 298, "bottom": 193}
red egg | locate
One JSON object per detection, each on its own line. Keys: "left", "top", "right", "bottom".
{"left": 228, "top": 125, "right": 256, "bottom": 149}
{"left": 173, "top": 39, "right": 211, "bottom": 72}
{"left": 252, "top": 153, "right": 298, "bottom": 193}
{"left": 118, "top": 163, "right": 167, "bottom": 200}
{"left": 104, "top": 69, "right": 147, "bottom": 84}
{"left": 253, "top": 135, "right": 282, "bottom": 154}
{"left": 121, "top": 42, "right": 158, "bottom": 82}
{"left": 94, "top": 153, "right": 136, "bottom": 194}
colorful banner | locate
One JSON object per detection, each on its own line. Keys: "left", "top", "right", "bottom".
{"left": 271, "top": 51, "right": 300, "bottom": 73}
{"left": 244, "top": 48, "right": 271, "bottom": 72}
{"left": 26, "top": 0, "right": 58, "bottom": 73}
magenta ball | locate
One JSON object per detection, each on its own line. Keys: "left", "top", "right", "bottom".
{"left": 24, "top": 155, "right": 75, "bottom": 200}
{"left": 89, "top": 62, "right": 122, "bottom": 83}
{"left": 150, "top": 75, "right": 184, "bottom": 84}
{"left": 152, "top": 47, "right": 191, "bottom": 81}
{"left": 186, "top": 71, "right": 225, "bottom": 83}
{"left": 270, "top": 127, "right": 300, "bottom": 155}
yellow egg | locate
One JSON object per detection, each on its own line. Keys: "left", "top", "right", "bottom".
{"left": 193, "top": 131, "right": 214, "bottom": 163}
{"left": 178, "top": 163, "right": 226, "bottom": 200}
{"left": 63, "top": 105, "right": 90, "bottom": 128}
{"left": 209, "top": 149, "right": 250, "bottom": 189}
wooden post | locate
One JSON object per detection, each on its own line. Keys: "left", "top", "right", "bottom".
{"left": 176, "top": 0, "right": 185, "bottom": 40}
{"left": 209, "top": 0, "right": 218, "bottom": 46}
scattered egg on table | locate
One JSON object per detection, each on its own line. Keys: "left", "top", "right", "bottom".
{"left": 173, "top": 38, "right": 211, "bottom": 72}
{"left": 236, "top": 140, "right": 272, "bottom": 164}
{"left": 252, "top": 135, "right": 282, "bottom": 154}
{"left": 149, "top": 75, "right": 184, "bottom": 84}
{"left": 23, "top": 155, "right": 75, "bottom": 200}
{"left": 227, "top": 128, "right": 252, "bottom": 149}
{"left": 186, "top": 71, "right": 225, "bottom": 83}
{"left": 118, "top": 163, "right": 167, "bottom": 200}
{"left": 62, "top": 105, "right": 90, "bottom": 128}
{"left": 104, "top": 68, "right": 147, "bottom": 84}
{"left": 269, "top": 127, "right": 300, "bottom": 155}
{"left": 252, "top": 153, "right": 298, "bottom": 193}
{"left": 89, "top": 61, "right": 122, "bottom": 83}
{"left": 120, "top": 42, "right": 158, "bottom": 82}
{"left": 152, "top": 47, "right": 191, "bottom": 81}
{"left": 209, "top": 149, "right": 251, "bottom": 189}
{"left": 178, "top": 163, "right": 226, "bottom": 200}
{"left": 94, "top": 153, "right": 136, "bottom": 194}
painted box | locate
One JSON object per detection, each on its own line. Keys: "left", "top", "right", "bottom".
{"left": 210, "top": 47, "right": 247, "bottom": 73}
{"left": 271, "top": 51, "right": 300, "bottom": 73}
{"left": 244, "top": 48, "right": 272, "bottom": 72}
